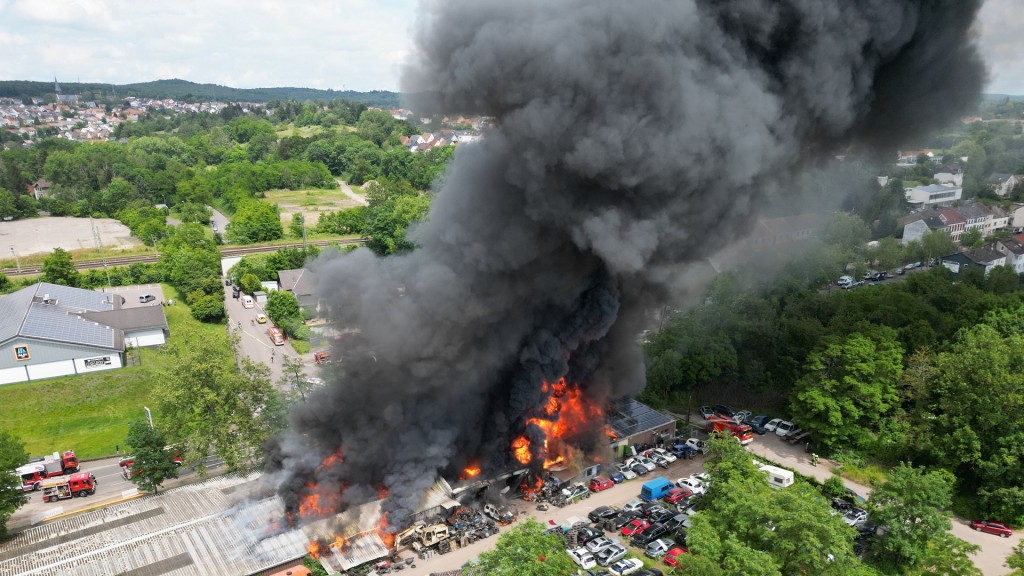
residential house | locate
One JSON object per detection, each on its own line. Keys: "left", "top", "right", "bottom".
{"left": 940, "top": 246, "right": 1007, "bottom": 277}
{"left": 905, "top": 184, "right": 961, "bottom": 207}
{"left": 995, "top": 235, "right": 1024, "bottom": 274}
{"left": 751, "top": 214, "right": 821, "bottom": 245}
{"left": 277, "top": 268, "right": 317, "bottom": 310}
{"left": 982, "top": 204, "right": 1010, "bottom": 237}
{"left": 989, "top": 173, "right": 1017, "bottom": 197}
{"left": 957, "top": 203, "right": 988, "bottom": 235}
{"left": 899, "top": 210, "right": 945, "bottom": 244}
{"left": 897, "top": 150, "right": 934, "bottom": 164}
{"left": 934, "top": 171, "right": 964, "bottom": 186}
{"left": 31, "top": 179, "right": 53, "bottom": 200}
{"left": 936, "top": 209, "right": 966, "bottom": 243}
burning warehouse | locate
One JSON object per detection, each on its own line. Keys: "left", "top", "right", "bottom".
{"left": 264, "top": 0, "right": 985, "bottom": 560}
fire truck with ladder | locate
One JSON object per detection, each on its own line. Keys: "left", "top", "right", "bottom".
{"left": 41, "top": 472, "right": 97, "bottom": 502}
{"left": 705, "top": 416, "right": 754, "bottom": 445}
{"left": 16, "top": 450, "right": 80, "bottom": 491}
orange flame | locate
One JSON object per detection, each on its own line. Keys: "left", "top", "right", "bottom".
{"left": 308, "top": 540, "right": 323, "bottom": 559}
{"left": 377, "top": 510, "right": 396, "bottom": 549}
{"left": 512, "top": 436, "right": 531, "bottom": 465}
{"left": 462, "top": 464, "right": 481, "bottom": 478}
{"left": 333, "top": 535, "right": 346, "bottom": 549}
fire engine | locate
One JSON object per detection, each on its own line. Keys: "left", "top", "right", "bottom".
{"left": 41, "top": 472, "right": 97, "bottom": 502}
{"left": 705, "top": 416, "right": 754, "bottom": 445}
{"left": 16, "top": 450, "right": 80, "bottom": 491}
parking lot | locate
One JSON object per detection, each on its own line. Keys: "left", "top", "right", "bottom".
{"left": 99, "top": 284, "right": 167, "bottom": 308}
{"left": 0, "top": 216, "right": 139, "bottom": 259}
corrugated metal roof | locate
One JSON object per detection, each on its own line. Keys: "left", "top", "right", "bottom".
{"left": 0, "top": 285, "right": 36, "bottom": 343}
{"left": 0, "top": 283, "right": 123, "bottom": 350}
{"left": 606, "top": 398, "right": 676, "bottom": 440}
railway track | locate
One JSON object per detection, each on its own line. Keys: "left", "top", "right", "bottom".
{"left": 1, "top": 239, "right": 362, "bottom": 277}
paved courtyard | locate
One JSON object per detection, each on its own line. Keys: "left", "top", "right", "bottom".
{"left": 0, "top": 217, "right": 139, "bottom": 258}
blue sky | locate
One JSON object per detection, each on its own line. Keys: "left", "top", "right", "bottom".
{"left": 0, "top": 0, "right": 1021, "bottom": 95}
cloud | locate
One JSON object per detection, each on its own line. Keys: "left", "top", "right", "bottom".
{"left": 977, "top": 0, "right": 1024, "bottom": 94}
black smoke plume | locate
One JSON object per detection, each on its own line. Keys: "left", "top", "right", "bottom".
{"left": 264, "top": 0, "right": 985, "bottom": 527}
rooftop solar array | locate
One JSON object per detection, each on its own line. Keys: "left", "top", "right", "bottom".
{"left": 0, "top": 283, "right": 124, "bottom": 350}
{"left": 606, "top": 398, "right": 676, "bottom": 440}
{"left": 21, "top": 303, "right": 119, "bottom": 349}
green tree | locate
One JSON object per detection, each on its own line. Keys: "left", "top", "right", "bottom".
{"left": 0, "top": 431, "right": 29, "bottom": 538}
{"left": 789, "top": 329, "right": 903, "bottom": 449}
{"left": 190, "top": 294, "right": 225, "bottom": 323}
{"left": 960, "top": 227, "right": 983, "bottom": 249}
{"left": 363, "top": 178, "right": 430, "bottom": 255}
{"left": 0, "top": 187, "right": 17, "bottom": 220}
{"left": 157, "top": 328, "right": 287, "bottom": 474}
{"left": 279, "top": 355, "right": 319, "bottom": 403}
{"left": 1007, "top": 541, "right": 1024, "bottom": 575}
{"left": 41, "top": 247, "right": 80, "bottom": 287}
{"left": 265, "top": 290, "right": 301, "bottom": 325}
{"left": 240, "top": 273, "right": 262, "bottom": 296}
{"left": 871, "top": 236, "right": 903, "bottom": 271}
{"left": 920, "top": 229, "right": 955, "bottom": 261}
{"left": 867, "top": 464, "right": 980, "bottom": 575}
{"left": 462, "top": 518, "right": 578, "bottom": 576}
{"left": 678, "top": 438, "right": 862, "bottom": 576}
{"left": 227, "top": 201, "right": 284, "bottom": 244}
{"left": 986, "top": 265, "right": 1020, "bottom": 294}
{"left": 123, "top": 419, "right": 180, "bottom": 493}
{"left": 822, "top": 213, "right": 871, "bottom": 254}
{"left": 290, "top": 213, "right": 305, "bottom": 239}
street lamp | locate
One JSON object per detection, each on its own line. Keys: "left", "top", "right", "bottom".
{"left": 10, "top": 245, "right": 21, "bottom": 274}
{"left": 144, "top": 406, "right": 154, "bottom": 429}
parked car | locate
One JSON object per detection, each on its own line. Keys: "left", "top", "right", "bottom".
{"left": 622, "top": 498, "right": 646, "bottom": 514}
{"left": 231, "top": 286, "right": 241, "bottom": 299}
{"left": 577, "top": 525, "right": 603, "bottom": 544}
{"left": 267, "top": 327, "right": 286, "bottom": 346}
{"left": 609, "top": 557, "right": 644, "bottom": 576}
{"left": 684, "top": 438, "right": 709, "bottom": 454}
{"left": 596, "top": 544, "right": 629, "bottom": 566}
{"left": 589, "top": 477, "right": 615, "bottom": 492}
{"left": 568, "top": 547, "right": 598, "bottom": 569}
{"left": 842, "top": 508, "right": 869, "bottom": 527}
{"left": 621, "top": 518, "right": 651, "bottom": 536}
{"left": 663, "top": 487, "right": 692, "bottom": 505}
{"left": 671, "top": 443, "right": 698, "bottom": 459}
{"left": 562, "top": 483, "right": 591, "bottom": 502}
{"left": 630, "top": 463, "right": 651, "bottom": 477}
{"left": 632, "top": 523, "right": 671, "bottom": 547}
{"left": 748, "top": 415, "right": 771, "bottom": 434}
{"left": 664, "top": 547, "right": 689, "bottom": 567}
{"left": 969, "top": 520, "right": 1012, "bottom": 538}
{"left": 774, "top": 420, "right": 796, "bottom": 437}
{"left": 586, "top": 536, "right": 621, "bottom": 554}
{"left": 609, "top": 511, "right": 641, "bottom": 530}
{"left": 713, "top": 404, "right": 735, "bottom": 417}
{"left": 647, "top": 507, "right": 676, "bottom": 524}
{"left": 645, "top": 538, "right": 674, "bottom": 559}
{"left": 764, "top": 418, "right": 783, "bottom": 432}
{"left": 699, "top": 406, "right": 715, "bottom": 419}
{"left": 676, "top": 476, "right": 707, "bottom": 495}
{"left": 733, "top": 410, "right": 752, "bottom": 423}
{"left": 589, "top": 506, "right": 619, "bottom": 523}
{"left": 645, "top": 448, "right": 677, "bottom": 463}
{"left": 647, "top": 453, "right": 672, "bottom": 468}
{"left": 138, "top": 294, "right": 156, "bottom": 303}
{"left": 633, "top": 456, "right": 657, "bottom": 471}
{"left": 255, "top": 313, "right": 268, "bottom": 324}
{"left": 618, "top": 464, "right": 638, "bottom": 480}
{"left": 662, "top": 514, "right": 689, "bottom": 532}
{"left": 633, "top": 570, "right": 665, "bottom": 576}
{"left": 674, "top": 493, "right": 701, "bottom": 512}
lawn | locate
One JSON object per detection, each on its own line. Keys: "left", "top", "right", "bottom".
{"left": 264, "top": 187, "right": 362, "bottom": 228}
{"left": 0, "top": 284, "right": 232, "bottom": 460}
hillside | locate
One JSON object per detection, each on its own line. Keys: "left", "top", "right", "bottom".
{"left": 0, "top": 78, "right": 400, "bottom": 107}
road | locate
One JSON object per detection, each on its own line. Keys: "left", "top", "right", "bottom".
{"left": 208, "top": 205, "right": 229, "bottom": 234}
{"left": 748, "top": 430, "right": 1020, "bottom": 575}
{"left": 336, "top": 180, "right": 368, "bottom": 206}
{"left": 6, "top": 454, "right": 224, "bottom": 533}
{"left": 222, "top": 282, "right": 314, "bottom": 387}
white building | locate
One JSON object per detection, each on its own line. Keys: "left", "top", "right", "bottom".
{"left": 905, "top": 184, "right": 962, "bottom": 208}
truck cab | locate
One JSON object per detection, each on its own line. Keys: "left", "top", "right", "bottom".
{"left": 42, "top": 472, "right": 96, "bottom": 502}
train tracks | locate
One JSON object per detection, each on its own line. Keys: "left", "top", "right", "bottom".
{"left": 1, "top": 239, "right": 362, "bottom": 277}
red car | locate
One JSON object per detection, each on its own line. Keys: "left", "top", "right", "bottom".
{"left": 664, "top": 547, "right": 689, "bottom": 567}
{"left": 663, "top": 487, "right": 693, "bottom": 504}
{"left": 621, "top": 518, "right": 651, "bottom": 536}
{"left": 589, "top": 477, "right": 614, "bottom": 492}
{"left": 969, "top": 520, "right": 1012, "bottom": 538}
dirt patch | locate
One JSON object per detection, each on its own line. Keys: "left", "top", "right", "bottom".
{"left": 266, "top": 187, "right": 362, "bottom": 228}
{"left": 0, "top": 217, "right": 139, "bottom": 257}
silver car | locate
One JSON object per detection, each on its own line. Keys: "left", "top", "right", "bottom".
{"left": 585, "top": 536, "right": 620, "bottom": 554}
{"left": 596, "top": 543, "right": 628, "bottom": 566}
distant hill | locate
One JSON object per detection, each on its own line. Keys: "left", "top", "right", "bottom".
{"left": 0, "top": 78, "right": 400, "bottom": 107}
{"left": 982, "top": 93, "right": 1024, "bottom": 102}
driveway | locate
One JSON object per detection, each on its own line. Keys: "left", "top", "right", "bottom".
{"left": 336, "top": 180, "right": 368, "bottom": 206}
{"left": 208, "top": 205, "right": 229, "bottom": 234}
{"left": 748, "top": 431, "right": 1021, "bottom": 575}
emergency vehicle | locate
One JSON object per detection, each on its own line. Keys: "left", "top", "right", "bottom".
{"left": 41, "top": 472, "right": 97, "bottom": 502}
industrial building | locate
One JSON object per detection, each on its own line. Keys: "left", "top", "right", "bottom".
{"left": 606, "top": 397, "right": 678, "bottom": 458}
{"left": 0, "top": 282, "right": 169, "bottom": 385}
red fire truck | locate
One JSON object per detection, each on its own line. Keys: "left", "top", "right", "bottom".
{"left": 16, "top": 450, "right": 80, "bottom": 491}
{"left": 706, "top": 416, "right": 754, "bottom": 445}
{"left": 41, "top": 472, "right": 97, "bottom": 502}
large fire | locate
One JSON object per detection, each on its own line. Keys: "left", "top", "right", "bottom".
{"left": 293, "top": 448, "right": 347, "bottom": 524}
{"left": 510, "top": 378, "right": 603, "bottom": 470}
{"left": 462, "top": 463, "right": 482, "bottom": 479}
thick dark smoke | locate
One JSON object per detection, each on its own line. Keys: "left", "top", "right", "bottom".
{"left": 264, "top": 0, "right": 985, "bottom": 527}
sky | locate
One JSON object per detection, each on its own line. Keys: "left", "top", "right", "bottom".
{"left": 0, "top": 0, "right": 1022, "bottom": 95}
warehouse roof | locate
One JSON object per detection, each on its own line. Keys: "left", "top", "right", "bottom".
{"left": 0, "top": 282, "right": 124, "bottom": 350}
{"left": 606, "top": 398, "right": 676, "bottom": 440}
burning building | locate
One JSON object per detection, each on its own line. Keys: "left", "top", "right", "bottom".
{"left": 264, "top": 0, "right": 986, "bottom": 545}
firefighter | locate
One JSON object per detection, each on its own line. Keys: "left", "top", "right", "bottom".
{"left": 811, "top": 453, "right": 819, "bottom": 467}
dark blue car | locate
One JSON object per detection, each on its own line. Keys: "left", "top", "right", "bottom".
{"left": 671, "top": 443, "right": 697, "bottom": 459}
{"left": 748, "top": 414, "right": 770, "bottom": 435}
{"left": 606, "top": 465, "right": 626, "bottom": 483}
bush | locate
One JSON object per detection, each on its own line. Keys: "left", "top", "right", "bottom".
{"left": 822, "top": 475, "right": 846, "bottom": 499}
{"left": 190, "top": 295, "right": 225, "bottom": 323}
{"left": 265, "top": 290, "right": 301, "bottom": 325}
{"left": 240, "top": 273, "right": 262, "bottom": 296}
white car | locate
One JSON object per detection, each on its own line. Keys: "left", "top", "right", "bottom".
{"left": 622, "top": 498, "right": 645, "bottom": 513}
{"left": 568, "top": 547, "right": 597, "bottom": 569}
{"left": 775, "top": 420, "right": 796, "bottom": 437}
{"left": 645, "top": 537, "right": 674, "bottom": 558}
{"left": 596, "top": 543, "right": 628, "bottom": 566}
{"left": 646, "top": 448, "right": 677, "bottom": 463}
{"left": 764, "top": 418, "right": 783, "bottom": 432}
{"left": 626, "top": 456, "right": 656, "bottom": 472}
{"left": 648, "top": 453, "right": 672, "bottom": 468}
{"left": 617, "top": 464, "right": 638, "bottom": 480}
{"left": 692, "top": 472, "right": 712, "bottom": 486}
{"left": 676, "top": 476, "right": 707, "bottom": 495}
{"left": 609, "top": 557, "right": 644, "bottom": 575}
{"left": 585, "top": 536, "right": 621, "bottom": 554}
{"left": 684, "top": 438, "right": 709, "bottom": 453}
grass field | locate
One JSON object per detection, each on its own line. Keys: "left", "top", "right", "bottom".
{"left": 0, "top": 284, "right": 232, "bottom": 460}
{"left": 264, "top": 187, "right": 362, "bottom": 228}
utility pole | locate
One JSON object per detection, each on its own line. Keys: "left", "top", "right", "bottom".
{"left": 91, "top": 217, "right": 111, "bottom": 288}
{"left": 301, "top": 213, "right": 307, "bottom": 252}
{"left": 10, "top": 245, "right": 20, "bottom": 274}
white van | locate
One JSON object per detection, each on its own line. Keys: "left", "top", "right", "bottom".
{"left": 760, "top": 464, "right": 794, "bottom": 489}
{"left": 242, "top": 295, "right": 255, "bottom": 309}
{"left": 837, "top": 275, "right": 854, "bottom": 288}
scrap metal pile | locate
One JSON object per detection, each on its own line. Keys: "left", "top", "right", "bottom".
{"left": 392, "top": 503, "right": 500, "bottom": 560}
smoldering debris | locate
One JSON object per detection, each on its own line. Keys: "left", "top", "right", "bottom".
{"left": 264, "top": 0, "right": 985, "bottom": 529}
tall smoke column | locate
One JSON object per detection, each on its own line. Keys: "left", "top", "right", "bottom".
{"left": 265, "top": 0, "right": 985, "bottom": 527}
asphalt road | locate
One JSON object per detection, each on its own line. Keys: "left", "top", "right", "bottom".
{"left": 209, "top": 205, "right": 229, "bottom": 234}
{"left": 7, "top": 454, "right": 223, "bottom": 533}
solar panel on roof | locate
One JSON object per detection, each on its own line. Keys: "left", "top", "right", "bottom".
{"left": 607, "top": 398, "right": 675, "bottom": 439}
